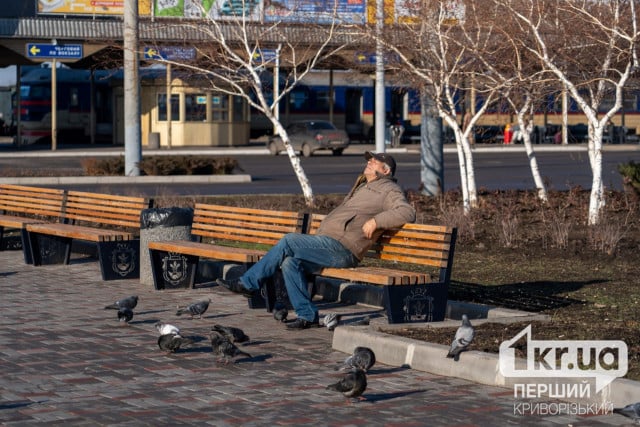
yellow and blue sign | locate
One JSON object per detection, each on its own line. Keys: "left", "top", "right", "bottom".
{"left": 26, "top": 43, "right": 83, "bottom": 59}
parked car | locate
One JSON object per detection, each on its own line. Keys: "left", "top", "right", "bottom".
{"left": 267, "top": 120, "right": 350, "bottom": 157}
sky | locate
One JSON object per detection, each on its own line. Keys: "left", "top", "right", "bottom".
{"left": 0, "top": 66, "right": 16, "bottom": 86}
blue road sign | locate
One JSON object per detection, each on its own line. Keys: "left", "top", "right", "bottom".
{"left": 252, "top": 49, "right": 278, "bottom": 64}
{"left": 143, "top": 46, "right": 196, "bottom": 61}
{"left": 26, "top": 43, "right": 83, "bottom": 59}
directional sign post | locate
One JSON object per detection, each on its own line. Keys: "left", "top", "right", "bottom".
{"left": 143, "top": 46, "right": 196, "bottom": 61}
{"left": 26, "top": 43, "right": 83, "bottom": 59}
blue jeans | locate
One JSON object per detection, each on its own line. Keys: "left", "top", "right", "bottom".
{"left": 241, "top": 233, "right": 359, "bottom": 322}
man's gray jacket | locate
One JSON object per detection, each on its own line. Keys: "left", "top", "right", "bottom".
{"left": 316, "top": 175, "right": 416, "bottom": 260}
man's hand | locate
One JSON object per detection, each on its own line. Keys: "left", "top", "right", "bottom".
{"left": 362, "top": 218, "right": 377, "bottom": 239}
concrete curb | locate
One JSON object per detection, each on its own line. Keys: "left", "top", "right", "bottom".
{"left": 332, "top": 326, "right": 640, "bottom": 407}
{"left": 0, "top": 174, "right": 252, "bottom": 185}
{"left": 321, "top": 279, "right": 640, "bottom": 407}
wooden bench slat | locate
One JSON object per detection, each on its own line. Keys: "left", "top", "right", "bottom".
{"left": 0, "top": 215, "right": 47, "bottom": 229}
{"left": 149, "top": 240, "right": 264, "bottom": 263}
{"left": 193, "top": 218, "right": 301, "bottom": 233}
{"left": 0, "top": 185, "right": 66, "bottom": 221}
{"left": 27, "top": 223, "right": 134, "bottom": 242}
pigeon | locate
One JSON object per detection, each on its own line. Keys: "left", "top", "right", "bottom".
{"left": 326, "top": 369, "right": 367, "bottom": 403}
{"left": 176, "top": 298, "right": 211, "bottom": 319}
{"left": 210, "top": 331, "right": 252, "bottom": 364}
{"left": 117, "top": 307, "right": 133, "bottom": 323}
{"left": 614, "top": 402, "right": 640, "bottom": 422}
{"left": 157, "top": 333, "right": 194, "bottom": 353}
{"left": 104, "top": 295, "right": 138, "bottom": 310}
{"left": 273, "top": 302, "right": 288, "bottom": 322}
{"left": 337, "top": 346, "right": 376, "bottom": 372}
{"left": 322, "top": 312, "right": 341, "bottom": 331}
{"left": 155, "top": 321, "right": 180, "bottom": 336}
{"left": 446, "top": 314, "right": 475, "bottom": 361}
{"left": 211, "top": 324, "right": 250, "bottom": 344}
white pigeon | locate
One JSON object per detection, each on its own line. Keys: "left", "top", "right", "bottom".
{"left": 322, "top": 313, "right": 341, "bottom": 331}
{"left": 446, "top": 314, "right": 475, "bottom": 361}
{"left": 155, "top": 321, "right": 180, "bottom": 336}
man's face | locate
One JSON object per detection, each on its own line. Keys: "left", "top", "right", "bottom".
{"left": 363, "top": 158, "right": 389, "bottom": 181}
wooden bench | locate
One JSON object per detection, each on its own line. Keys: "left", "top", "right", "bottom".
{"left": 0, "top": 184, "right": 67, "bottom": 263}
{"left": 299, "top": 213, "right": 457, "bottom": 323}
{"left": 148, "top": 203, "right": 306, "bottom": 306}
{"left": 25, "top": 190, "right": 152, "bottom": 280}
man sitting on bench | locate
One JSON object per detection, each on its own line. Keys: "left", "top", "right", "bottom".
{"left": 217, "top": 152, "right": 416, "bottom": 330}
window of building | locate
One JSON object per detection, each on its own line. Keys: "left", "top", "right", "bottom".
{"left": 158, "top": 93, "right": 180, "bottom": 121}
{"left": 185, "top": 94, "right": 207, "bottom": 121}
{"left": 232, "top": 95, "right": 245, "bottom": 122}
{"left": 211, "top": 94, "right": 229, "bottom": 121}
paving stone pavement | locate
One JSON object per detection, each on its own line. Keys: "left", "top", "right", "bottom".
{"left": 0, "top": 250, "right": 633, "bottom": 426}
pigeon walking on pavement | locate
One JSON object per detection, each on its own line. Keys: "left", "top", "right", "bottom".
{"left": 155, "top": 321, "right": 180, "bottom": 336}
{"left": 157, "top": 333, "right": 194, "bottom": 353}
{"left": 337, "top": 346, "right": 376, "bottom": 372}
{"left": 613, "top": 402, "right": 640, "bottom": 423}
{"left": 176, "top": 298, "right": 211, "bottom": 319}
{"left": 326, "top": 368, "right": 368, "bottom": 403}
{"left": 117, "top": 307, "right": 133, "bottom": 323}
{"left": 104, "top": 295, "right": 138, "bottom": 311}
{"left": 322, "top": 313, "right": 341, "bottom": 331}
{"left": 446, "top": 314, "right": 475, "bottom": 361}
{"left": 211, "top": 324, "right": 250, "bottom": 344}
{"left": 273, "top": 301, "right": 288, "bottom": 322}
{"left": 210, "top": 331, "right": 252, "bottom": 364}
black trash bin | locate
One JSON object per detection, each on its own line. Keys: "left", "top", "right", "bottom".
{"left": 140, "top": 207, "right": 194, "bottom": 288}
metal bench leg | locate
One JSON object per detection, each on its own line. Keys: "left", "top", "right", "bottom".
{"left": 19, "top": 229, "right": 34, "bottom": 264}
{"left": 261, "top": 271, "right": 316, "bottom": 313}
{"left": 382, "top": 282, "right": 449, "bottom": 324}
{"left": 149, "top": 249, "right": 198, "bottom": 290}
{"left": 97, "top": 240, "right": 141, "bottom": 281}
{"left": 28, "top": 232, "right": 71, "bottom": 266}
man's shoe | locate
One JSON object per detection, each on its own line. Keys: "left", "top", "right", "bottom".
{"left": 286, "top": 316, "right": 319, "bottom": 330}
{"left": 216, "top": 278, "right": 255, "bottom": 298}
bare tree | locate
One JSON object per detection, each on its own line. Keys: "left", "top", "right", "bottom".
{"left": 143, "top": 4, "right": 354, "bottom": 207}
{"left": 493, "top": 14, "right": 554, "bottom": 203}
{"left": 373, "top": 0, "right": 509, "bottom": 213}
{"left": 497, "top": 0, "right": 639, "bottom": 224}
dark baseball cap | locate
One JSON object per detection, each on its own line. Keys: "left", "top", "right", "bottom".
{"left": 364, "top": 151, "right": 396, "bottom": 176}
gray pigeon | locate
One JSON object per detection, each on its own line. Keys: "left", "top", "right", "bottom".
{"left": 117, "top": 307, "right": 133, "bottom": 323}
{"left": 614, "top": 402, "right": 640, "bottom": 422}
{"left": 322, "top": 312, "right": 341, "bottom": 331}
{"left": 326, "top": 369, "right": 367, "bottom": 403}
{"left": 155, "top": 321, "right": 180, "bottom": 336}
{"left": 337, "top": 346, "right": 376, "bottom": 372}
{"left": 157, "top": 333, "right": 194, "bottom": 353}
{"left": 273, "top": 302, "right": 288, "bottom": 322}
{"left": 176, "top": 298, "right": 211, "bottom": 319}
{"left": 212, "top": 324, "right": 250, "bottom": 343}
{"left": 210, "top": 331, "right": 252, "bottom": 364}
{"left": 104, "top": 295, "right": 138, "bottom": 310}
{"left": 446, "top": 314, "right": 475, "bottom": 361}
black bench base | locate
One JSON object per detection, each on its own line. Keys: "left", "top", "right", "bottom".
{"left": 97, "top": 240, "right": 141, "bottom": 281}
{"left": 149, "top": 249, "right": 199, "bottom": 290}
{"left": 28, "top": 232, "right": 141, "bottom": 281}
{"left": 383, "top": 282, "right": 448, "bottom": 323}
